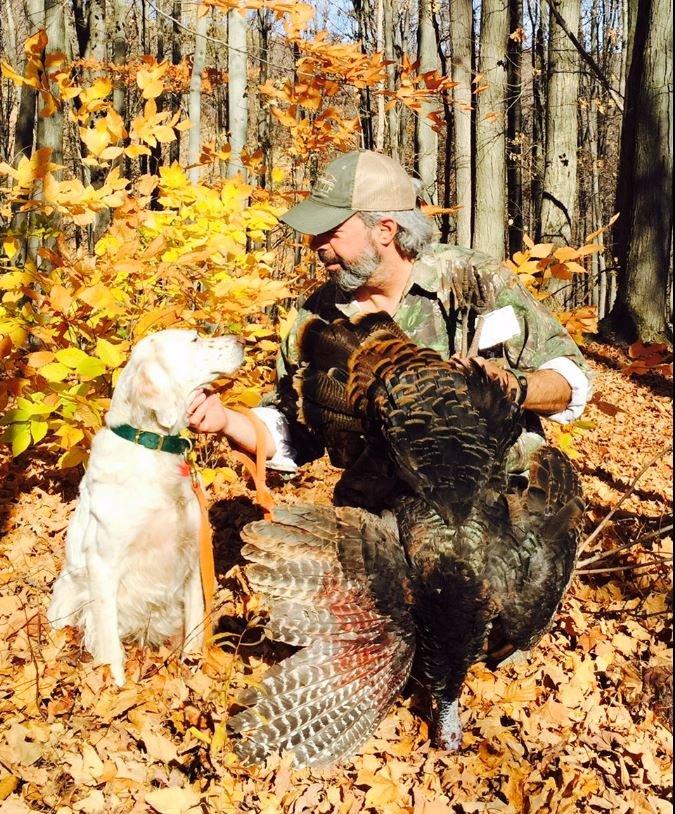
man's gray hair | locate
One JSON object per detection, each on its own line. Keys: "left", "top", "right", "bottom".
{"left": 357, "top": 208, "right": 436, "bottom": 258}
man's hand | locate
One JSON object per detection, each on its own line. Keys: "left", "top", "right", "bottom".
{"left": 452, "top": 355, "right": 515, "bottom": 392}
{"left": 452, "top": 355, "right": 572, "bottom": 415}
{"left": 187, "top": 391, "right": 230, "bottom": 433}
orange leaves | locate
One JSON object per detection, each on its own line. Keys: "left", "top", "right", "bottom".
{"left": 556, "top": 305, "right": 599, "bottom": 345}
{"left": 507, "top": 232, "right": 606, "bottom": 299}
{"left": 623, "top": 340, "right": 673, "bottom": 377}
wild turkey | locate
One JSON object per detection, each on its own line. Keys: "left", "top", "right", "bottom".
{"left": 227, "top": 313, "right": 584, "bottom": 767}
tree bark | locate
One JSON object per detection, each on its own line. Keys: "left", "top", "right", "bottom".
{"left": 382, "top": 0, "right": 400, "bottom": 160}
{"left": 36, "top": 0, "right": 65, "bottom": 171}
{"left": 473, "top": 0, "right": 508, "bottom": 259}
{"left": 539, "top": 0, "right": 580, "bottom": 246}
{"left": 169, "top": 0, "right": 182, "bottom": 165}
{"left": 414, "top": 0, "right": 439, "bottom": 203}
{"left": 607, "top": 0, "right": 672, "bottom": 343}
{"left": 187, "top": 6, "right": 209, "bottom": 182}
{"left": 227, "top": 7, "right": 248, "bottom": 179}
{"left": 506, "top": 0, "right": 524, "bottom": 254}
{"left": 12, "top": 0, "right": 43, "bottom": 165}
{"left": 375, "top": 0, "right": 385, "bottom": 151}
{"left": 449, "top": 0, "right": 473, "bottom": 245}
{"left": 112, "top": 0, "right": 127, "bottom": 121}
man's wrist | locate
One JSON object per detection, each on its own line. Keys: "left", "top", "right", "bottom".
{"left": 507, "top": 369, "right": 528, "bottom": 406}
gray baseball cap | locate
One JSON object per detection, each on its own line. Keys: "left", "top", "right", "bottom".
{"left": 280, "top": 150, "right": 417, "bottom": 235}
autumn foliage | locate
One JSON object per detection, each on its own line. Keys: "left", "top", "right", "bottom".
{"left": 0, "top": 8, "right": 672, "bottom": 814}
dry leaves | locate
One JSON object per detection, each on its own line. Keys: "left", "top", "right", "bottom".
{"left": 0, "top": 348, "right": 671, "bottom": 813}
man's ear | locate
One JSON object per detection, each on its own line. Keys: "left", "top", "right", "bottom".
{"left": 130, "top": 360, "right": 179, "bottom": 430}
{"left": 373, "top": 217, "right": 398, "bottom": 248}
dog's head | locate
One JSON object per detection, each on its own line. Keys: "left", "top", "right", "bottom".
{"left": 107, "top": 329, "right": 245, "bottom": 433}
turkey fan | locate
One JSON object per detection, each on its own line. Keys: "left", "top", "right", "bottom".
{"left": 227, "top": 313, "right": 584, "bottom": 767}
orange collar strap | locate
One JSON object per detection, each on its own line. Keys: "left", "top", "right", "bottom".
{"left": 229, "top": 406, "right": 276, "bottom": 517}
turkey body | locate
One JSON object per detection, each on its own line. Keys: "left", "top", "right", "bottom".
{"left": 228, "top": 313, "right": 584, "bottom": 767}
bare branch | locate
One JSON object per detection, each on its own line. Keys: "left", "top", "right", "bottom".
{"left": 578, "top": 522, "right": 673, "bottom": 568}
{"left": 544, "top": 0, "right": 624, "bottom": 112}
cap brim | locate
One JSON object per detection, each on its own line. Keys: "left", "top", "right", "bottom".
{"left": 280, "top": 199, "right": 356, "bottom": 235}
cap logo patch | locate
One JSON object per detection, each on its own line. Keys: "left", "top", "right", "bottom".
{"left": 314, "top": 172, "right": 336, "bottom": 194}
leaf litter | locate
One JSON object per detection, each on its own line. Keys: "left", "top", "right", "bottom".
{"left": 0, "top": 342, "right": 671, "bottom": 813}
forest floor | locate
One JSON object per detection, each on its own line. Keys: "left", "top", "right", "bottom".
{"left": 0, "top": 339, "right": 672, "bottom": 814}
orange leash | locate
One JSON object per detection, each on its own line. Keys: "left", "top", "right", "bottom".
{"left": 230, "top": 406, "right": 276, "bottom": 517}
{"left": 189, "top": 467, "right": 215, "bottom": 656}
{"left": 188, "top": 408, "right": 275, "bottom": 656}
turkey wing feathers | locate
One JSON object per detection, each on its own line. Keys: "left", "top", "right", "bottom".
{"left": 227, "top": 504, "right": 416, "bottom": 767}
{"left": 485, "top": 445, "right": 584, "bottom": 656}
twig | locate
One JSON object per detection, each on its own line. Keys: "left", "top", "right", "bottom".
{"left": 578, "top": 442, "right": 673, "bottom": 557}
{"left": 577, "top": 556, "right": 672, "bottom": 575}
{"left": 578, "top": 522, "right": 673, "bottom": 568}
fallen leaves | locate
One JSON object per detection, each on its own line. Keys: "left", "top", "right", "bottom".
{"left": 0, "top": 347, "right": 672, "bottom": 813}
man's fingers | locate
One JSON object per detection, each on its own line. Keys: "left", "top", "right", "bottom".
{"left": 187, "top": 390, "right": 207, "bottom": 415}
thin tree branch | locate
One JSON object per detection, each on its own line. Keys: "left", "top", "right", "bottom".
{"left": 578, "top": 442, "right": 673, "bottom": 556}
{"left": 578, "top": 523, "right": 673, "bottom": 568}
{"left": 544, "top": 0, "right": 624, "bottom": 112}
{"left": 577, "top": 556, "right": 672, "bottom": 575}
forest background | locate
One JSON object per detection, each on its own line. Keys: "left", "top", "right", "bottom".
{"left": 0, "top": 0, "right": 672, "bottom": 811}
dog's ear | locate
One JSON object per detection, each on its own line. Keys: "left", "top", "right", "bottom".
{"left": 131, "top": 359, "right": 180, "bottom": 430}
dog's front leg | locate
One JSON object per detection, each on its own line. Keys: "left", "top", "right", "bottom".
{"left": 85, "top": 534, "right": 126, "bottom": 686}
{"left": 182, "top": 565, "right": 205, "bottom": 658}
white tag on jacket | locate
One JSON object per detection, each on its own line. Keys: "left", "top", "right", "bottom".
{"left": 476, "top": 305, "right": 521, "bottom": 349}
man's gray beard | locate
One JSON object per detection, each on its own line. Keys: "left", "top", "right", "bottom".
{"left": 334, "top": 246, "right": 380, "bottom": 293}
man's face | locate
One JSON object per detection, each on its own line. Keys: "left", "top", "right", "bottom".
{"left": 309, "top": 215, "right": 381, "bottom": 293}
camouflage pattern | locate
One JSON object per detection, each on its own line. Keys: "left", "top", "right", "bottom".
{"left": 264, "top": 243, "right": 591, "bottom": 472}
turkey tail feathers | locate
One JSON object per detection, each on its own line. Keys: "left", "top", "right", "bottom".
{"left": 227, "top": 504, "right": 415, "bottom": 768}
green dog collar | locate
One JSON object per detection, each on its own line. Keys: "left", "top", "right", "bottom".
{"left": 110, "top": 424, "right": 191, "bottom": 455}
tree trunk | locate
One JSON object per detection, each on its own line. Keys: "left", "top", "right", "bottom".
{"left": 187, "top": 7, "right": 209, "bottom": 182}
{"left": 607, "top": 0, "right": 672, "bottom": 343}
{"left": 506, "top": 0, "right": 524, "bottom": 254}
{"left": 353, "top": 0, "right": 374, "bottom": 150}
{"left": 473, "top": 0, "right": 508, "bottom": 259}
{"left": 382, "top": 0, "right": 400, "bottom": 160}
{"left": 529, "top": 0, "right": 546, "bottom": 236}
{"left": 539, "top": 0, "right": 580, "bottom": 246}
{"left": 169, "top": 0, "right": 182, "bottom": 165}
{"left": 374, "top": 0, "right": 385, "bottom": 150}
{"left": 36, "top": 0, "right": 65, "bottom": 170}
{"left": 112, "top": 0, "right": 127, "bottom": 121}
{"left": 13, "top": 1, "right": 43, "bottom": 164}
{"left": 227, "top": 7, "right": 248, "bottom": 179}
{"left": 255, "top": 9, "right": 272, "bottom": 186}
{"left": 449, "top": 0, "right": 473, "bottom": 245}
{"left": 414, "top": 0, "right": 439, "bottom": 202}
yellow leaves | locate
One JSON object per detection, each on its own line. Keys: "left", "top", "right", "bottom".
{"left": 129, "top": 99, "right": 180, "bottom": 148}
{"left": 80, "top": 119, "right": 113, "bottom": 157}
{"left": 137, "top": 62, "right": 169, "bottom": 99}
{"left": 78, "top": 77, "right": 113, "bottom": 109}
{"left": 145, "top": 786, "right": 202, "bottom": 814}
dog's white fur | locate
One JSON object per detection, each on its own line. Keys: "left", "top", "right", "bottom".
{"left": 48, "top": 329, "right": 244, "bottom": 686}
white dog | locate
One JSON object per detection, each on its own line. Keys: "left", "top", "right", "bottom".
{"left": 48, "top": 329, "right": 244, "bottom": 685}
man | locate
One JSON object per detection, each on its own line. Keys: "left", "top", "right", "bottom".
{"left": 189, "top": 150, "right": 590, "bottom": 484}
